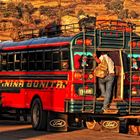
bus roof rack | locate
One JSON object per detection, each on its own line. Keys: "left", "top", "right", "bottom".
{"left": 7, "top": 19, "right": 136, "bottom": 41}
{"left": 78, "top": 19, "right": 135, "bottom": 31}
{"left": 95, "top": 20, "right": 135, "bottom": 31}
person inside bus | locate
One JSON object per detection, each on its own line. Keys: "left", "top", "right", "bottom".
{"left": 93, "top": 52, "right": 115, "bottom": 113}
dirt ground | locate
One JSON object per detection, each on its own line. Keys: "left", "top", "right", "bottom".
{"left": 0, "top": 119, "right": 139, "bottom": 140}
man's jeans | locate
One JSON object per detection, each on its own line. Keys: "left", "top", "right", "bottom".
{"left": 98, "top": 75, "right": 115, "bottom": 110}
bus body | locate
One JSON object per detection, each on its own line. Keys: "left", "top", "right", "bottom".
{"left": 0, "top": 20, "right": 140, "bottom": 133}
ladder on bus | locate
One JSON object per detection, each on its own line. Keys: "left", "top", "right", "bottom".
{"left": 129, "top": 25, "right": 140, "bottom": 114}
{"left": 81, "top": 26, "right": 96, "bottom": 113}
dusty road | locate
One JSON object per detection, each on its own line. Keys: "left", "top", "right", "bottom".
{"left": 0, "top": 119, "right": 139, "bottom": 140}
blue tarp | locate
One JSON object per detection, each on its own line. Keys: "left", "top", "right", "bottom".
{"left": 0, "top": 36, "right": 73, "bottom": 50}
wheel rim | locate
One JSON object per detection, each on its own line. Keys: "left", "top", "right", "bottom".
{"left": 33, "top": 103, "right": 40, "bottom": 127}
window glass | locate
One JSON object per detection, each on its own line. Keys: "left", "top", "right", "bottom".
{"left": 74, "top": 52, "right": 93, "bottom": 69}
{"left": 36, "top": 51, "right": 44, "bottom": 70}
{"left": 15, "top": 53, "right": 21, "bottom": 71}
{"left": 45, "top": 51, "right": 52, "bottom": 60}
{"left": 15, "top": 62, "right": 21, "bottom": 70}
{"left": 15, "top": 53, "right": 21, "bottom": 61}
{"left": 1, "top": 53, "right": 7, "bottom": 71}
{"left": 36, "top": 51, "right": 43, "bottom": 61}
{"left": 29, "top": 52, "right": 35, "bottom": 61}
{"left": 128, "top": 53, "right": 140, "bottom": 71}
{"left": 53, "top": 51, "right": 60, "bottom": 70}
{"left": 28, "top": 51, "right": 36, "bottom": 71}
{"left": 62, "top": 50, "right": 69, "bottom": 60}
{"left": 61, "top": 50, "right": 70, "bottom": 70}
{"left": 29, "top": 62, "right": 36, "bottom": 70}
{"left": 36, "top": 62, "right": 43, "bottom": 70}
{"left": 45, "top": 51, "right": 52, "bottom": 70}
{"left": 22, "top": 62, "right": 27, "bottom": 71}
{"left": 53, "top": 52, "right": 60, "bottom": 61}
{"left": 21, "top": 52, "right": 28, "bottom": 71}
{"left": 8, "top": 53, "right": 14, "bottom": 62}
{"left": 21, "top": 53, "right": 28, "bottom": 62}
{"left": 7, "top": 53, "right": 14, "bottom": 71}
{"left": 45, "top": 62, "right": 52, "bottom": 70}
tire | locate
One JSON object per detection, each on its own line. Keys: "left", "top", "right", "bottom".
{"left": 31, "top": 98, "right": 47, "bottom": 130}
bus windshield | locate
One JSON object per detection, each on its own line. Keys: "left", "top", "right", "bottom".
{"left": 74, "top": 51, "right": 93, "bottom": 70}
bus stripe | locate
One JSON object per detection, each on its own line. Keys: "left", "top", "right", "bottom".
{"left": 0, "top": 74, "right": 68, "bottom": 80}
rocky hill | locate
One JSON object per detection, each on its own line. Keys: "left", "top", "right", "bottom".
{"left": 0, "top": 0, "right": 140, "bottom": 41}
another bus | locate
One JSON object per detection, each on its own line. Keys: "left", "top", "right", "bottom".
{"left": 0, "top": 20, "right": 139, "bottom": 133}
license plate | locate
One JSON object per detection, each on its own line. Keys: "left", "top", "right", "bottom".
{"left": 78, "top": 88, "right": 93, "bottom": 96}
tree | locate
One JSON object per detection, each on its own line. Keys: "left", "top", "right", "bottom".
{"left": 105, "top": 0, "right": 124, "bottom": 15}
{"left": 38, "top": 6, "right": 48, "bottom": 15}
{"left": 129, "top": 10, "right": 139, "bottom": 19}
{"left": 118, "top": 9, "right": 129, "bottom": 19}
{"left": 6, "top": 2, "right": 18, "bottom": 17}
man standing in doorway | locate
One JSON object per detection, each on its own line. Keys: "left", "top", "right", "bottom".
{"left": 93, "top": 52, "right": 115, "bottom": 113}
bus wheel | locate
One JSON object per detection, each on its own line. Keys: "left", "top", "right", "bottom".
{"left": 85, "top": 120, "right": 101, "bottom": 130}
{"left": 31, "top": 98, "right": 47, "bottom": 130}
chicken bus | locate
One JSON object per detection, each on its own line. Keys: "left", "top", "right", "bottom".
{"left": 0, "top": 20, "right": 139, "bottom": 133}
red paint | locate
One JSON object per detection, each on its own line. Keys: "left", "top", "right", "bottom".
{"left": 3, "top": 42, "right": 70, "bottom": 51}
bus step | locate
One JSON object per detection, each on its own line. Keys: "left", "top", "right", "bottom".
{"left": 103, "top": 108, "right": 119, "bottom": 114}
{"left": 82, "top": 105, "right": 94, "bottom": 113}
{"left": 82, "top": 105, "right": 94, "bottom": 107}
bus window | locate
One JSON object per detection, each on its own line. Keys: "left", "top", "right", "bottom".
{"left": 36, "top": 51, "right": 44, "bottom": 71}
{"left": 74, "top": 52, "right": 93, "bottom": 69}
{"left": 15, "top": 53, "right": 21, "bottom": 71}
{"left": 131, "top": 54, "right": 140, "bottom": 71}
{"left": 86, "top": 55, "right": 93, "bottom": 69}
{"left": 1, "top": 53, "right": 7, "bottom": 71}
{"left": 53, "top": 51, "right": 60, "bottom": 70}
{"left": 21, "top": 52, "right": 28, "bottom": 71}
{"left": 132, "top": 58, "right": 138, "bottom": 70}
{"left": 45, "top": 51, "right": 52, "bottom": 70}
{"left": 126, "top": 53, "right": 140, "bottom": 71}
{"left": 61, "top": 50, "right": 70, "bottom": 70}
{"left": 28, "top": 51, "right": 36, "bottom": 71}
{"left": 7, "top": 53, "right": 14, "bottom": 71}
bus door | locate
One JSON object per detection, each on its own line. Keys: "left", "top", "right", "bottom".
{"left": 95, "top": 50, "right": 122, "bottom": 99}
{"left": 123, "top": 50, "right": 140, "bottom": 114}
{"left": 94, "top": 50, "right": 124, "bottom": 114}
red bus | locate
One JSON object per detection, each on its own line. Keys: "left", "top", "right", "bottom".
{"left": 0, "top": 20, "right": 140, "bottom": 133}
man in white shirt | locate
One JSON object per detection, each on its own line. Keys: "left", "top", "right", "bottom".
{"left": 93, "top": 52, "right": 115, "bottom": 113}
